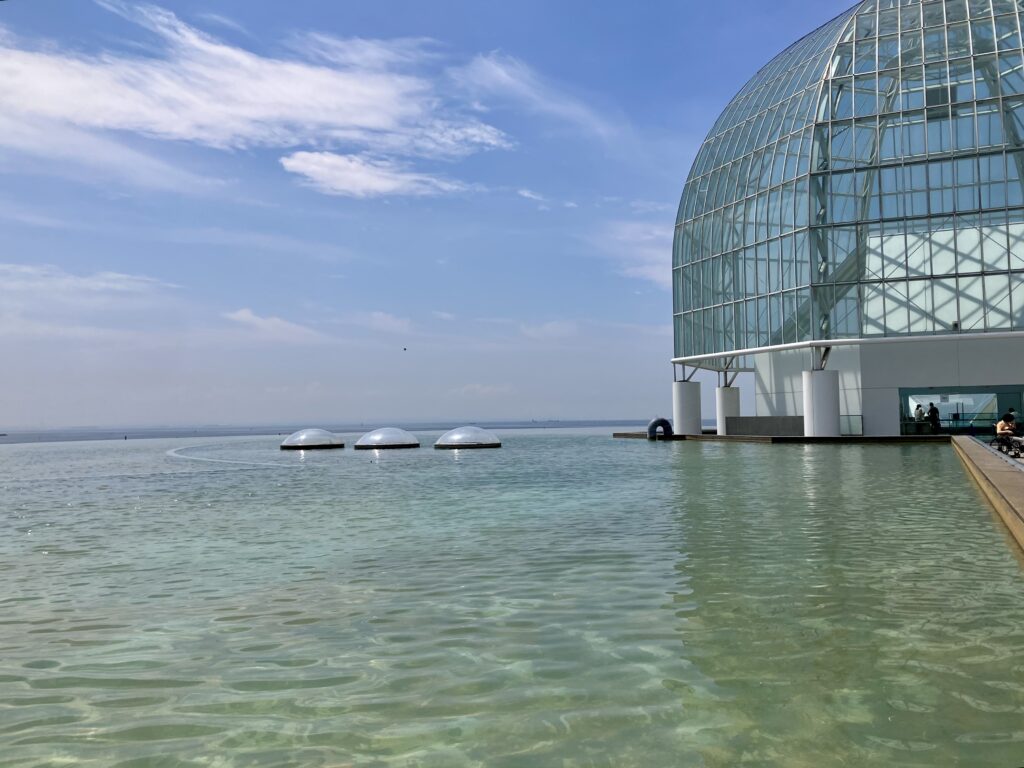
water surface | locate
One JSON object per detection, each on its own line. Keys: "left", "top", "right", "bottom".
{"left": 1, "top": 431, "right": 1023, "bottom": 767}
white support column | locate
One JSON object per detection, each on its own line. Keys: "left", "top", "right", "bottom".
{"left": 715, "top": 386, "right": 740, "bottom": 435}
{"left": 672, "top": 381, "right": 702, "bottom": 436}
{"left": 802, "top": 370, "right": 841, "bottom": 437}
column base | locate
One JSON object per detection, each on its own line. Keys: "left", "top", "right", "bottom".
{"left": 715, "top": 386, "right": 740, "bottom": 436}
{"left": 672, "top": 381, "right": 702, "bottom": 436}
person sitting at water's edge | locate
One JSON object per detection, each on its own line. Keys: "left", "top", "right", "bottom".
{"left": 996, "top": 413, "right": 1024, "bottom": 443}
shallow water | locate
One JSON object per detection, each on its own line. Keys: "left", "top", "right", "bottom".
{"left": 1, "top": 430, "right": 1023, "bottom": 767}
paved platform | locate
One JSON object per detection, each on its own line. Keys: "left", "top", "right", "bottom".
{"left": 952, "top": 436, "right": 1024, "bottom": 553}
{"left": 613, "top": 432, "right": 951, "bottom": 444}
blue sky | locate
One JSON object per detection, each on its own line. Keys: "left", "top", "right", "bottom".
{"left": 0, "top": 0, "right": 852, "bottom": 428}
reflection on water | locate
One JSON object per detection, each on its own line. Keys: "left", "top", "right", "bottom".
{"left": 1, "top": 432, "right": 1023, "bottom": 766}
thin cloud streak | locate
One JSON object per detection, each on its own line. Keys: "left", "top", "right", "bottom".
{"left": 281, "top": 152, "right": 467, "bottom": 198}
{"left": 451, "top": 52, "right": 619, "bottom": 140}
{"left": 223, "top": 308, "right": 327, "bottom": 344}
{"left": 594, "top": 221, "right": 673, "bottom": 290}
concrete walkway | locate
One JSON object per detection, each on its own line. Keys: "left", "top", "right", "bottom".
{"left": 952, "top": 436, "right": 1024, "bottom": 552}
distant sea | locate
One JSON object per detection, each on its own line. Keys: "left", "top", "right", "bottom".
{"left": 0, "top": 419, "right": 670, "bottom": 445}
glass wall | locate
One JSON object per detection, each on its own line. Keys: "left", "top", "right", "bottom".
{"left": 674, "top": 0, "right": 1024, "bottom": 359}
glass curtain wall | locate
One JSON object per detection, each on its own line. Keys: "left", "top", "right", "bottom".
{"left": 674, "top": 0, "right": 1024, "bottom": 360}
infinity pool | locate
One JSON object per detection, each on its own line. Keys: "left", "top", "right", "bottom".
{"left": 1, "top": 430, "right": 1022, "bottom": 767}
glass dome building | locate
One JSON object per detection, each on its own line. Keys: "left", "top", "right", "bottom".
{"left": 673, "top": 0, "right": 1024, "bottom": 436}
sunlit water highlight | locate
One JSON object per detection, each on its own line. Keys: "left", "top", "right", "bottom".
{"left": 2, "top": 430, "right": 1024, "bottom": 767}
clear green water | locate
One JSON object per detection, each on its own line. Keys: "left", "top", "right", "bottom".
{"left": 2, "top": 430, "right": 1024, "bottom": 767}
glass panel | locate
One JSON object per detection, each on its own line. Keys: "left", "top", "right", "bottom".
{"left": 999, "top": 51, "right": 1024, "bottom": 96}
{"left": 974, "top": 55, "right": 999, "bottom": 99}
{"left": 995, "top": 12, "right": 1021, "bottom": 51}
{"left": 957, "top": 219, "right": 984, "bottom": 272}
{"left": 947, "top": 22, "right": 972, "bottom": 59}
{"left": 833, "top": 42, "right": 855, "bottom": 77}
{"left": 923, "top": 2, "right": 946, "bottom": 28}
{"left": 984, "top": 273, "right": 1012, "bottom": 328}
{"left": 1007, "top": 215, "right": 1024, "bottom": 270}
{"left": 902, "top": 5, "right": 922, "bottom": 31}
{"left": 931, "top": 223, "right": 958, "bottom": 274}
{"left": 862, "top": 282, "right": 886, "bottom": 334}
{"left": 856, "top": 40, "right": 878, "bottom": 74}
{"left": 883, "top": 223, "right": 907, "bottom": 279}
{"left": 901, "top": 66, "right": 926, "bottom": 109}
{"left": 908, "top": 278, "right": 935, "bottom": 332}
{"left": 907, "top": 229, "right": 931, "bottom": 278}
{"left": 948, "top": 59, "right": 975, "bottom": 101}
{"left": 924, "top": 26, "right": 949, "bottom": 61}
{"left": 955, "top": 156, "right": 979, "bottom": 211}
{"left": 854, "top": 117, "right": 879, "bottom": 165}
{"left": 971, "top": 17, "right": 996, "bottom": 54}
{"left": 946, "top": 0, "right": 969, "bottom": 24}
{"left": 866, "top": 230, "right": 885, "bottom": 279}
{"left": 979, "top": 152, "right": 1007, "bottom": 207}
{"left": 958, "top": 274, "right": 985, "bottom": 329}
{"left": 933, "top": 277, "right": 960, "bottom": 330}
{"left": 1011, "top": 272, "right": 1024, "bottom": 329}
{"left": 953, "top": 102, "right": 976, "bottom": 150}
{"left": 884, "top": 281, "right": 911, "bottom": 334}
{"left": 980, "top": 212, "right": 1009, "bottom": 271}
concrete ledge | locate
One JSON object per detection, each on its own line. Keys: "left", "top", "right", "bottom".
{"left": 952, "top": 436, "right": 1024, "bottom": 553}
{"left": 612, "top": 432, "right": 950, "bottom": 444}
{"left": 725, "top": 416, "right": 804, "bottom": 437}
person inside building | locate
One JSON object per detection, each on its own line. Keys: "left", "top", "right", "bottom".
{"left": 913, "top": 404, "right": 925, "bottom": 434}
{"left": 926, "top": 402, "right": 941, "bottom": 433}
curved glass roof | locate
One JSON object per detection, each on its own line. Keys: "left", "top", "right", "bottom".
{"left": 676, "top": 7, "right": 858, "bottom": 229}
{"left": 354, "top": 427, "right": 420, "bottom": 450}
{"left": 434, "top": 426, "right": 502, "bottom": 449}
{"left": 674, "top": 0, "right": 1024, "bottom": 363}
{"left": 280, "top": 428, "right": 344, "bottom": 450}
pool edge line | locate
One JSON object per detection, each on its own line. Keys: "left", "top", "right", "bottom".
{"left": 952, "top": 436, "right": 1024, "bottom": 554}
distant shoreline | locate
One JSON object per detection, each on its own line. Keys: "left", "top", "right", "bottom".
{"left": 0, "top": 420, "right": 672, "bottom": 446}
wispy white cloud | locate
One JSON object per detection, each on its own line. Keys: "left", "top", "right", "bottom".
{"left": 451, "top": 52, "right": 618, "bottom": 139}
{"left": 519, "top": 320, "right": 578, "bottom": 340}
{"left": 223, "top": 308, "right": 326, "bottom": 344}
{"left": 0, "top": 263, "right": 176, "bottom": 339}
{"left": 0, "top": 263, "right": 171, "bottom": 302}
{"left": 517, "top": 188, "right": 546, "bottom": 202}
{"left": 281, "top": 152, "right": 466, "bottom": 198}
{"left": 432, "top": 310, "right": 456, "bottom": 321}
{"left": 193, "top": 12, "right": 249, "bottom": 36}
{"left": 630, "top": 199, "right": 675, "bottom": 214}
{"left": 293, "top": 33, "right": 438, "bottom": 71}
{"left": 0, "top": 4, "right": 509, "bottom": 193}
{"left": 595, "top": 221, "right": 673, "bottom": 289}
{"left": 164, "top": 227, "right": 353, "bottom": 262}
{"left": 0, "top": 112, "right": 216, "bottom": 192}
{"left": 0, "top": 201, "right": 72, "bottom": 229}
{"left": 346, "top": 310, "right": 413, "bottom": 334}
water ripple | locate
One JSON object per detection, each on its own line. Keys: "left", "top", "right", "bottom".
{"left": 1, "top": 434, "right": 1023, "bottom": 765}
